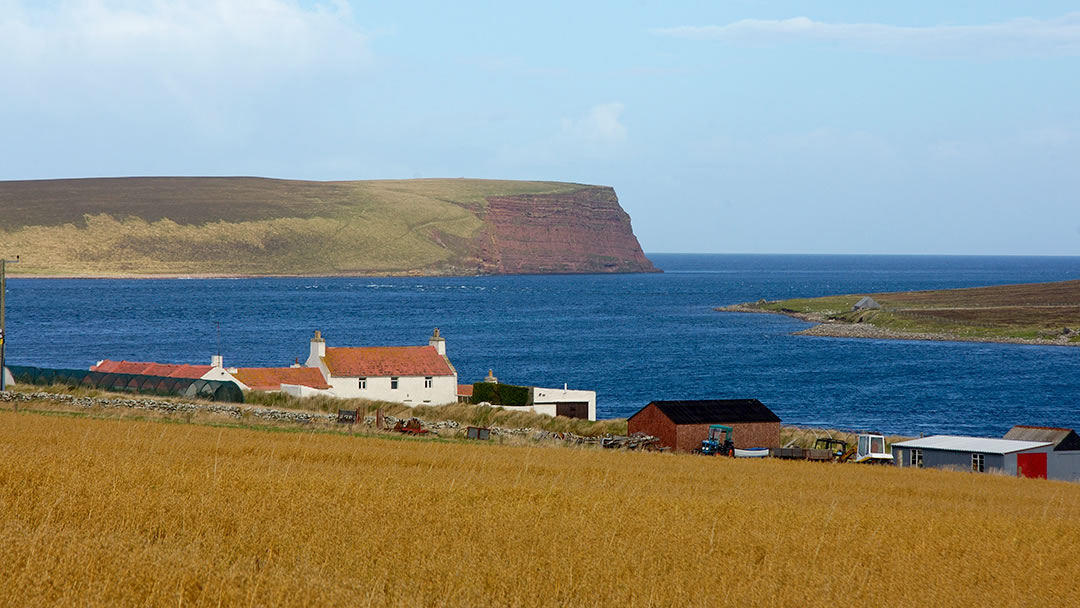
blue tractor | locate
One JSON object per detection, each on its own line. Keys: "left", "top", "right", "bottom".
{"left": 700, "top": 424, "right": 735, "bottom": 456}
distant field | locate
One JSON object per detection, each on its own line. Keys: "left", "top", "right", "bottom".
{"left": 0, "top": 177, "right": 594, "bottom": 276}
{"left": 728, "top": 280, "right": 1080, "bottom": 344}
{"left": 2, "top": 408, "right": 1078, "bottom": 606}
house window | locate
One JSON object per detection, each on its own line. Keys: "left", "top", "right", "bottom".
{"left": 910, "top": 449, "right": 923, "bottom": 468}
{"left": 972, "top": 453, "right": 985, "bottom": 473}
{"left": 358, "top": 377, "right": 366, "bottom": 390}
{"left": 390, "top": 377, "right": 399, "bottom": 390}
{"left": 424, "top": 376, "right": 433, "bottom": 389}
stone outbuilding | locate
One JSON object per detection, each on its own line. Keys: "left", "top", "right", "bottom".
{"left": 627, "top": 399, "right": 781, "bottom": 453}
{"left": 852, "top": 296, "right": 881, "bottom": 311}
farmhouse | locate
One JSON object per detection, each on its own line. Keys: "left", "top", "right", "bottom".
{"left": 627, "top": 399, "right": 781, "bottom": 452}
{"left": 466, "top": 370, "right": 597, "bottom": 420}
{"left": 892, "top": 435, "right": 1053, "bottom": 478}
{"left": 303, "top": 329, "right": 457, "bottom": 405}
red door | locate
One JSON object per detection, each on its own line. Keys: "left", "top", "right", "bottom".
{"left": 1017, "top": 452, "right": 1047, "bottom": 479}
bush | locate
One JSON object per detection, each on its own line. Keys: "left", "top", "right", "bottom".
{"left": 471, "top": 382, "right": 531, "bottom": 406}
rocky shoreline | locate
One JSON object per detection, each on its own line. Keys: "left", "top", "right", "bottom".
{"left": 716, "top": 303, "right": 1080, "bottom": 347}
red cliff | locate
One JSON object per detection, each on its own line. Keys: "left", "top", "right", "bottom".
{"left": 467, "top": 186, "right": 657, "bottom": 275}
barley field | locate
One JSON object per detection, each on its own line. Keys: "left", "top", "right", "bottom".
{"left": 2, "top": 410, "right": 1078, "bottom": 606}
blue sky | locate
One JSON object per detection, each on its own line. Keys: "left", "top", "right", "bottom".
{"left": 1, "top": 1, "right": 1078, "bottom": 255}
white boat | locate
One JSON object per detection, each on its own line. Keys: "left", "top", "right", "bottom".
{"left": 734, "top": 447, "right": 770, "bottom": 458}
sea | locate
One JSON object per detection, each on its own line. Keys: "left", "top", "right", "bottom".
{"left": 4, "top": 254, "right": 1079, "bottom": 437}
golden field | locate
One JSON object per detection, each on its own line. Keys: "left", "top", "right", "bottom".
{"left": 2, "top": 409, "right": 1079, "bottom": 606}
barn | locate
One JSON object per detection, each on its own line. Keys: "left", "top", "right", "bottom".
{"left": 627, "top": 399, "right": 781, "bottom": 453}
{"left": 1003, "top": 426, "right": 1080, "bottom": 481}
{"left": 892, "top": 435, "right": 1053, "bottom": 477}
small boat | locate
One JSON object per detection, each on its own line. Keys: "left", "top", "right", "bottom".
{"left": 734, "top": 447, "right": 770, "bottom": 458}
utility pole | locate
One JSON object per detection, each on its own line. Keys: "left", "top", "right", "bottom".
{"left": 1, "top": 255, "right": 19, "bottom": 393}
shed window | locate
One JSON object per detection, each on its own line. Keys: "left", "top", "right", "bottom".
{"left": 391, "top": 377, "right": 399, "bottom": 390}
{"left": 971, "top": 453, "right": 985, "bottom": 473}
{"left": 910, "top": 449, "right": 923, "bottom": 468}
{"left": 424, "top": 376, "right": 433, "bottom": 389}
{"left": 358, "top": 377, "right": 366, "bottom": 390}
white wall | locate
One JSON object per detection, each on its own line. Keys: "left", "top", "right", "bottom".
{"left": 532, "top": 387, "right": 597, "bottom": 421}
{"left": 1048, "top": 451, "right": 1080, "bottom": 482}
{"left": 327, "top": 373, "right": 456, "bottom": 406}
{"left": 280, "top": 384, "right": 334, "bottom": 399}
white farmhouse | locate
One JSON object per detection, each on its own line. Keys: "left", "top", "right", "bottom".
{"left": 304, "top": 329, "right": 457, "bottom": 406}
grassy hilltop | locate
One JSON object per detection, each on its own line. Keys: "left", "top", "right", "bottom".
{"left": 1, "top": 400, "right": 1078, "bottom": 606}
{"left": 0, "top": 177, "right": 655, "bottom": 276}
{"left": 722, "top": 280, "right": 1080, "bottom": 345}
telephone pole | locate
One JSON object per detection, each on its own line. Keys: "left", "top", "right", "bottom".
{"left": 1, "top": 255, "right": 19, "bottom": 392}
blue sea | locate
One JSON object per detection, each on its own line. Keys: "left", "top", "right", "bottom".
{"left": 5, "top": 254, "right": 1079, "bottom": 436}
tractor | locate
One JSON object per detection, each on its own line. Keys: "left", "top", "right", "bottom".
{"left": 700, "top": 424, "right": 735, "bottom": 457}
{"left": 814, "top": 437, "right": 850, "bottom": 461}
{"left": 854, "top": 433, "right": 894, "bottom": 464}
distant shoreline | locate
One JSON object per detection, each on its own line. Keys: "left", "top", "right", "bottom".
{"left": 716, "top": 303, "right": 1080, "bottom": 347}
{"left": 6, "top": 268, "right": 662, "bottom": 280}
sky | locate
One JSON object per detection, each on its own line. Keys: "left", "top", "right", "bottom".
{"left": 1, "top": 1, "right": 1078, "bottom": 255}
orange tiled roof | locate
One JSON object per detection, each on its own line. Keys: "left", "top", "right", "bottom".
{"left": 457, "top": 384, "right": 474, "bottom": 397}
{"left": 91, "top": 360, "right": 212, "bottom": 379}
{"left": 232, "top": 367, "right": 331, "bottom": 391}
{"left": 323, "top": 346, "right": 453, "bottom": 378}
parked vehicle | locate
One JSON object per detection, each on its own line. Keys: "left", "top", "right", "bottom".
{"left": 699, "top": 424, "right": 734, "bottom": 456}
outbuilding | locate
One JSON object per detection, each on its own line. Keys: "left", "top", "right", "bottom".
{"left": 627, "top": 399, "right": 781, "bottom": 453}
{"left": 1003, "top": 426, "right": 1080, "bottom": 481}
{"left": 892, "top": 435, "right": 1053, "bottom": 477}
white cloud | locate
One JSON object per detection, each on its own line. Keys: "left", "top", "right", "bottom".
{"left": 498, "top": 102, "right": 629, "bottom": 167}
{"left": 654, "top": 13, "right": 1080, "bottom": 57}
{"left": 0, "top": 1, "right": 370, "bottom": 110}
{"left": 558, "top": 102, "right": 627, "bottom": 148}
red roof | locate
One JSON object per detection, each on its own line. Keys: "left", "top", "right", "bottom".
{"left": 457, "top": 384, "right": 474, "bottom": 397}
{"left": 323, "top": 346, "right": 454, "bottom": 377}
{"left": 232, "top": 367, "right": 331, "bottom": 391}
{"left": 91, "top": 360, "right": 212, "bottom": 379}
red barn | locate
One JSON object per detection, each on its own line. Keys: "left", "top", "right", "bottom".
{"left": 627, "top": 399, "right": 781, "bottom": 453}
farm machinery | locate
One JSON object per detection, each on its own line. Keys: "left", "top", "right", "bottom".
{"left": 699, "top": 424, "right": 735, "bottom": 456}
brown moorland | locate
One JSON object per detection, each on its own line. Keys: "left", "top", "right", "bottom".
{"left": 0, "top": 177, "right": 656, "bottom": 276}
{"left": 1, "top": 406, "right": 1078, "bottom": 606}
{"left": 720, "top": 279, "right": 1080, "bottom": 344}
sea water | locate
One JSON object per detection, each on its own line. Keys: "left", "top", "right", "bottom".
{"left": 5, "top": 254, "right": 1079, "bottom": 436}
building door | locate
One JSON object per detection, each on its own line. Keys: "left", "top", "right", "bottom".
{"left": 555, "top": 402, "right": 589, "bottom": 419}
{"left": 1017, "top": 452, "right": 1047, "bottom": 479}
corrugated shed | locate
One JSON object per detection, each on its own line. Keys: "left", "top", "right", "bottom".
{"left": 1003, "top": 425, "right": 1080, "bottom": 451}
{"left": 893, "top": 435, "right": 1051, "bottom": 454}
{"left": 323, "top": 346, "right": 454, "bottom": 377}
{"left": 634, "top": 399, "right": 781, "bottom": 425}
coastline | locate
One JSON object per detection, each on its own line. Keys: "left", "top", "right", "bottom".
{"left": 716, "top": 303, "right": 1080, "bottom": 348}
{"left": 6, "top": 268, "right": 663, "bottom": 280}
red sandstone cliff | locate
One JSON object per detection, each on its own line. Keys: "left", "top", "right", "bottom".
{"left": 466, "top": 186, "right": 658, "bottom": 275}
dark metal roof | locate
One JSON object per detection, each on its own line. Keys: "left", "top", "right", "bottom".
{"left": 1004, "top": 425, "right": 1080, "bottom": 451}
{"left": 633, "top": 399, "right": 780, "bottom": 425}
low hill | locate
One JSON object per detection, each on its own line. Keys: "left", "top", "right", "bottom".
{"left": 720, "top": 280, "right": 1080, "bottom": 345}
{"left": 0, "top": 177, "right": 657, "bottom": 276}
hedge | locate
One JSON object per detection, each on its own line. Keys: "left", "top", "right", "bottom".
{"left": 471, "top": 382, "right": 532, "bottom": 406}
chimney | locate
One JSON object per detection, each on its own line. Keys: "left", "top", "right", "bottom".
{"left": 211, "top": 354, "right": 224, "bottom": 368}
{"left": 308, "top": 330, "right": 326, "bottom": 366}
{"left": 484, "top": 369, "right": 498, "bottom": 384}
{"left": 429, "top": 327, "right": 446, "bottom": 355}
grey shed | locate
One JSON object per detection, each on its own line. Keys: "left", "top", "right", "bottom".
{"left": 853, "top": 296, "right": 881, "bottom": 311}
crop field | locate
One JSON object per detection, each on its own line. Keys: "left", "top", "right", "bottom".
{"left": 742, "top": 280, "right": 1080, "bottom": 342}
{"left": 2, "top": 409, "right": 1078, "bottom": 606}
{"left": 0, "top": 177, "right": 584, "bottom": 276}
